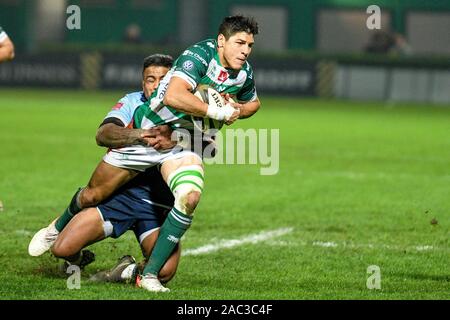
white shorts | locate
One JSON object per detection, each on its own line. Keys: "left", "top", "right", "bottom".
{"left": 103, "top": 145, "right": 202, "bottom": 172}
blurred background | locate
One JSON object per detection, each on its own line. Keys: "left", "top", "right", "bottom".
{"left": 0, "top": 0, "right": 449, "bottom": 103}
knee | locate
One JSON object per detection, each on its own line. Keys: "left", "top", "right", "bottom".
{"left": 51, "top": 239, "right": 72, "bottom": 258}
{"left": 179, "top": 191, "right": 201, "bottom": 215}
{"left": 169, "top": 166, "right": 204, "bottom": 215}
{"left": 79, "top": 188, "right": 102, "bottom": 207}
{"left": 159, "top": 266, "right": 177, "bottom": 284}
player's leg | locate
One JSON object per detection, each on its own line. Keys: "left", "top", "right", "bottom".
{"left": 51, "top": 207, "right": 105, "bottom": 269}
{"left": 139, "top": 153, "right": 203, "bottom": 291}
{"left": 28, "top": 160, "right": 137, "bottom": 256}
{"left": 55, "top": 160, "right": 138, "bottom": 232}
{"left": 140, "top": 227, "right": 181, "bottom": 283}
{"left": 89, "top": 220, "right": 181, "bottom": 285}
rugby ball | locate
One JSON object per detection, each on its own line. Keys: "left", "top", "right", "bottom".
{"left": 192, "top": 85, "right": 234, "bottom": 132}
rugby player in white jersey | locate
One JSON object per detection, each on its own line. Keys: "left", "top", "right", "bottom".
{"left": 30, "top": 15, "right": 261, "bottom": 292}
{"left": 0, "top": 26, "right": 15, "bottom": 63}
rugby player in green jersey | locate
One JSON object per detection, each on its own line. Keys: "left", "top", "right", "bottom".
{"left": 30, "top": 15, "right": 260, "bottom": 292}
{"left": 30, "top": 54, "right": 182, "bottom": 282}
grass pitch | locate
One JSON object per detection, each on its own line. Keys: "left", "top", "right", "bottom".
{"left": 0, "top": 88, "right": 448, "bottom": 300}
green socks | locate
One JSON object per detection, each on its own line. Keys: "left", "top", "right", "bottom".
{"left": 55, "top": 188, "right": 83, "bottom": 232}
{"left": 143, "top": 208, "right": 192, "bottom": 276}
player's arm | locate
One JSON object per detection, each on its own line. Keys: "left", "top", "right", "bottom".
{"left": 163, "top": 77, "right": 208, "bottom": 117}
{"left": 96, "top": 118, "right": 176, "bottom": 150}
{"left": 221, "top": 94, "right": 260, "bottom": 125}
{"left": 238, "top": 97, "right": 260, "bottom": 119}
{"left": 164, "top": 77, "right": 240, "bottom": 123}
{"left": 96, "top": 118, "right": 144, "bottom": 148}
{"left": 0, "top": 36, "right": 14, "bottom": 62}
{"left": 234, "top": 68, "right": 260, "bottom": 119}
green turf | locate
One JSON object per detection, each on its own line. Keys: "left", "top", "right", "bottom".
{"left": 0, "top": 88, "right": 448, "bottom": 299}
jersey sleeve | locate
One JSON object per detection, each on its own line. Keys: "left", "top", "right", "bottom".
{"left": 172, "top": 44, "right": 211, "bottom": 90}
{"left": 103, "top": 95, "right": 136, "bottom": 126}
{"left": 237, "top": 65, "right": 258, "bottom": 102}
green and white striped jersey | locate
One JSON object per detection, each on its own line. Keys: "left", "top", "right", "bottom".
{"left": 133, "top": 39, "right": 257, "bottom": 130}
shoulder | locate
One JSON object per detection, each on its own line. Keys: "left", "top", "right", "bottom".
{"left": 121, "top": 91, "right": 146, "bottom": 105}
{"left": 111, "top": 91, "right": 145, "bottom": 115}
{"left": 190, "top": 38, "right": 217, "bottom": 54}
{"left": 193, "top": 39, "right": 217, "bottom": 51}
{"left": 177, "top": 39, "right": 216, "bottom": 66}
{"left": 105, "top": 91, "right": 145, "bottom": 125}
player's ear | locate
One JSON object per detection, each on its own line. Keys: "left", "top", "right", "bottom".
{"left": 217, "top": 34, "right": 225, "bottom": 48}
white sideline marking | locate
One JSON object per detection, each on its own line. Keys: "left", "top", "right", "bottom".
{"left": 415, "top": 245, "right": 434, "bottom": 251}
{"left": 267, "top": 240, "right": 440, "bottom": 252}
{"left": 313, "top": 241, "right": 338, "bottom": 248}
{"left": 182, "top": 227, "right": 293, "bottom": 256}
{"left": 15, "top": 229, "right": 32, "bottom": 236}
{"left": 182, "top": 230, "right": 440, "bottom": 257}
{"left": 294, "top": 170, "right": 450, "bottom": 181}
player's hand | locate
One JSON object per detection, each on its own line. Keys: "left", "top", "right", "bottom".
{"left": 222, "top": 93, "right": 231, "bottom": 102}
{"left": 207, "top": 102, "right": 239, "bottom": 122}
{"left": 139, "top": 125, "right": 176, "bottom": 150}
{"left": 221, "top": 93, "right": 242, "bottom": 125}
{"left": 225, "top": 102, "right": 242, "bottom": 125}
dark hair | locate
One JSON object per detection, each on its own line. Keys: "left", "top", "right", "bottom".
{"left": 142, "top": 54, "right": 173, "bottom": 74}
{"left": 218, "top": 15, "right": 259, "bottom": 40}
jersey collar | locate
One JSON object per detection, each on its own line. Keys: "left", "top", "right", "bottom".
{"left": 213, "top": 52, "right": 240, "bottom": 79}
